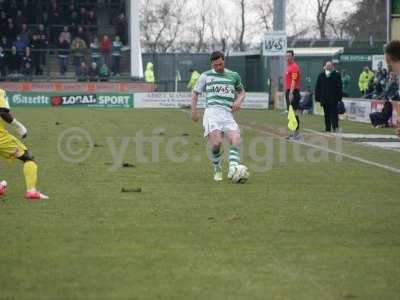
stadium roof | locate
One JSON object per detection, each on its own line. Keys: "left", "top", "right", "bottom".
{"left": 228, "top": 47, "right": 344, "bottom": 57}
{"left": 288, "top": 47, "right": 344, "bottom": 57}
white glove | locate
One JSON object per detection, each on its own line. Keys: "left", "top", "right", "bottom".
{"left": 11, "top": 119, "right": 28, "bottom": 138}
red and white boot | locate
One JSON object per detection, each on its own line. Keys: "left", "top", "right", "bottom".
{"left": 0, "top": 180, "right": 7, "bottom": 197}
{"left": 26, "top": 189, "right": 49, "bottom": 201}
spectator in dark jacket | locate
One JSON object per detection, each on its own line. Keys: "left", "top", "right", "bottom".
{"left": 77, "top": 26, "right": 89, "bottom": 44}
{"left": 0, "top": 47, "right": 6, "bottom": 79}
{"left": 65, "top": 3, "right": 78, "bottom": 25}
{"left": 78, "top": 7, "right": 87, "bottom": 25}
{"left": 88, "top": 62, "right": 99, "bottom": 81}
{"left": 7, "top": 46, "right": 21, "bottom": 74}
{"left": 58, "top": 36, "right": 70, "bottom": 76}
{"left": 369, "top": 100, "right": 393, "bottom": 128}
{"left": 87, "top": 10, "right": 97, "bottom": 36}
{"left": 6, "top": 21, "right": 18, "bottom": 42}
{"left": 20, "top": 24, "right": 31, "bottom": 46}
{"left": 30, "top": 33, "right": 43, "bottom": 75}
{"left": 315, "top": 61, "right": 343, "bottom": 132}
{"left": 77, "top": 61, "right": 88, "bottom": 81}
{"left": 384, "top": 72, "right": 399, "bottom": 100}
{"left": 36, "top": 24, "right": 49, "bottom": 68}
{"left": 111, "top": 35, "right": 122, "bottom": 75}
{"left": 15, "top": 10, "right": 26, "bottom": 29}
{"left": 115, "top": 13, "right": 127, "bottom": 44}
{"left": 21, "top": 47, "right": 33, "bottom": 79}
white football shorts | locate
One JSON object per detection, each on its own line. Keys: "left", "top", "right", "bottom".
{"left": 202, "top": 106, "right": 240, "bottom": 137}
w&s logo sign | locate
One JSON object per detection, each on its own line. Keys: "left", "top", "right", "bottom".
{"left": 263, "top": 31, "right": 287, "bottom": 56}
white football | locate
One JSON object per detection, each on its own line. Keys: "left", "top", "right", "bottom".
{"left": 231, "top": 165, "right": 250, "bottom": 183}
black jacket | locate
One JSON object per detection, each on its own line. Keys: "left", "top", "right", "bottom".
{"left": 381, "top": 100, "right": 393, "bottom": 121}
{"left": 315, "top": 70, "right": 343, "bottom": 107}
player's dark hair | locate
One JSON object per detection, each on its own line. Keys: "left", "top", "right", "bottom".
{"left": 286, "top": 50, "right": 294, "bottom": 57}
{"left": 210, "top": 51, "right": 224, "bottom": 62}
{"left": 385, "top": 40, "right": 400, "bottom": 62}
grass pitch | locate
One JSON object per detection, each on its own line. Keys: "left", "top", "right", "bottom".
{"left": 0, "top": 108, "right": 399, "bottom": 300}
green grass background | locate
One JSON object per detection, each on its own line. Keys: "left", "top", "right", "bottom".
{"left": 0, "top": 108, "right": 399, "bottom": 300}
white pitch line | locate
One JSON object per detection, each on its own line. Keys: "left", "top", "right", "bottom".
{"left": 304, "top": 128, "right": 400, "bottom": 153}
{"left": 241, "top": 125, "right": 400, "bottom": 175}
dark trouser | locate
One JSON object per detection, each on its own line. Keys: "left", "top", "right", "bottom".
{"left": 369, "top": 112, "right": 387, "bottom": 127}
{"left": 112, "top": 55, "right": 120, "bottom": 74}
{"left": 73, "top": 56, "right": 83, "bottom": 76}
{"left": 323, "top": 103, "right": 339, "bottom": 132}
{"left": 103, "top": 53, "right": 111, "bottom": 68}
{"left": 285, "top": 89, "right": 301, "bottom": 131}
{"left": 58, "top": 56, "right": 68, "bottom": 75}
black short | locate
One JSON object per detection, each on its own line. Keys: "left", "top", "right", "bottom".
{"left": 285, "top": 89, "right": 301, "bottom": 110}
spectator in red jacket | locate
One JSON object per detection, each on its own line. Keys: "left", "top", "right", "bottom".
{"left": 100, "top": 35, "right": 112, "bottom": 68}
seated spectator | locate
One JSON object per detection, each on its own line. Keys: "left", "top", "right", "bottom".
{"left": 100, "top": 35, "right": 112, "bottom": 67}
{"left": 372, "top": 78, "right": 384, "bottom": 99}
{"left": 111, "top": 35, "right": 122, "bottom": 76}
{"left": 59, "top": 26, "right": 71, "bottom": 44}
{"left": 99, "top": 63, "right": 110, "bottom": 81}
{"left": 6, "top": 46, "right": 21, "bottom": 75}
{"left": 384, "top": 72, "right": 399, "bottom": 100}
{"left": 0, "top": 47, "right": 6, "bottom": 80}
{"left": 369, "top": 99, "right": 393, "bottom": 128}
{"left": 70, "top": 36, "right": 87, "bottom": 76}
{"left": 88, "top": 62, "right": 99, "bottom": 81}
{"left": 77, "top": 61, "right": 88, "bottom": 81}
{"left": 90, "top": 37, "right": 101, "bottom": 65}
{"left": 21, "top": 47, "right": 32, "bottom": 79}
{"left": 58, "top": 36, "right": 70, "bottom": 76}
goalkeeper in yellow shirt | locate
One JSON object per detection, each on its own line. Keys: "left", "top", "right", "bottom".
{"left": 0, "top": 89, "right": 49, "bottom": 200}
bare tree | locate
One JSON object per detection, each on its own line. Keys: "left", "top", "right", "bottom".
{"left": 228, "top": 0, "right": 248, "bottom": 51}
{"left": 193, "top": 0, "right": 209, "bottom": 52}
{"left": 252, "top": 0, "right": 273, "bottom": 32}
{"left": 341, "top": 0, "right": 386, "bottom": 40}
{"left": 316, "top": 0, "right": 334, "bottom": 39}
{"left": 140, "top": 0, "right": 188, "bottom": 52}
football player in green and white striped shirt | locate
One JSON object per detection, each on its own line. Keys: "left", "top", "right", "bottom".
{"left": 191, "top": 51, "right": 245, "bottom": 181}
